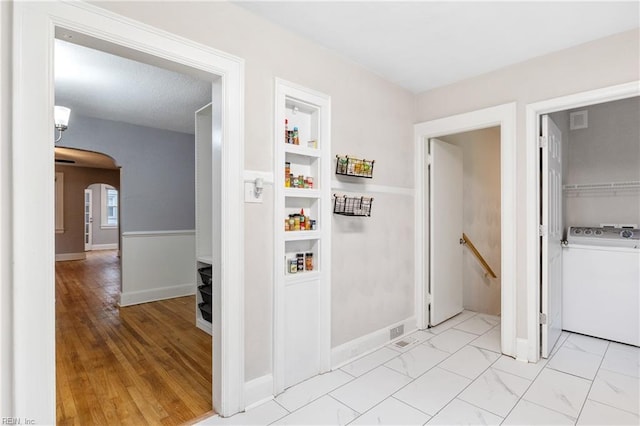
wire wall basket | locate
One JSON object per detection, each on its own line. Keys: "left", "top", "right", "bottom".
{"left": 335, "top": 155, "right": 375, "bottom": 178}
{"left": 333, "top": 194, "right": 374, "bottom": 217}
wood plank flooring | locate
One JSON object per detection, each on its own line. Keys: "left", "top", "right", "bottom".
{"left": 56, "top": 250, "right": 213, "bottom": 425}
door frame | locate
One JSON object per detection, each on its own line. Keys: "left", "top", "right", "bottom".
{"left": 84, "top": 188, "right": 93, "bottom": 251}
{"left": 414, "top": 102, "right": 517, "bottom": 358}
{"left": 11, "top": 1, "right": 245, "bottom": 421}
{"left": 524, "top": 81, "right": 639, "bottom": 362}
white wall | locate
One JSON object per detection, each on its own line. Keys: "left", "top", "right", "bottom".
{"left": 94, "top": 1, "right": 416, "bottom": 380}
{"left": 441, "top": 127, "right": 501, "bottom": 315}
{"left": 563, "top": 97, "right": 640, "bottom": 227}
{"left": 120, "top": 231, "right": 196, "bottom": 306}
{"left": 415, "top": 28, "right": 640, "bottom": 338}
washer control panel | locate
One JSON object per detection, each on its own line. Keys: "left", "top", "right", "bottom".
{"left": 567, "top": 226, "right": 639, "bottom": 248}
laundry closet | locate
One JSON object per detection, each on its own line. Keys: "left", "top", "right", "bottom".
{"left": 549, "top": 96, "right": 640, "bottom": 347}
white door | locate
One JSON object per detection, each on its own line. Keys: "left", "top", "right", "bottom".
{"left": 429, "top": 139, "right": 464, "bottom": 326}
{"left": 541, "top": 115, "right": 563, "bottom": 358}
{"left": 84, "top": 189, "right": 93, "bottom": 251}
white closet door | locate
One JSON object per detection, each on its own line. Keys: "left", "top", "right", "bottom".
{"left": 541, "top": 115, "right": 563, "bottom": 358}
{"left": 429, "top": 139, "right": 464, "bottom": 326}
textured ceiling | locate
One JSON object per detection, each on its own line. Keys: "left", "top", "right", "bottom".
{"left": 235, "top": 1, "right": 639, "bottom": 93}
{"left": 55, "top": 39, "right": 212, "bottom": 135}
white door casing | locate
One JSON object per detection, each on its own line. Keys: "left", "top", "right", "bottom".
{"left": 429, "top": 139, "right": 464, "bottom": 326}
{"left": 540, "top": 115, "right": 563, "bottom": 358}
{"left": 526, "top": 82, "right": 639, "bottom": 363}
{"left": 414, "top": 102, "right": 516, "bottom": 358}
{"left": 11, "top": 2, "right": 245, "bottom": 421}
{"left": 84, "top": 188, "right": 93, "bottom": 251}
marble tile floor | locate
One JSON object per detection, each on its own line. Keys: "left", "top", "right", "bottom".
{"left": 199, "top": 311, "right": 639, "bottom": 425}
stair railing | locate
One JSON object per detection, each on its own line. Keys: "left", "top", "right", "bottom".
{"left": 460, "top": 233, "right": 498, "bottom": 279}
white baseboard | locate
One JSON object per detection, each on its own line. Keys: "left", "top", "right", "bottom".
{"left": 332, "top": 316, "right": 417, "bottom": 369}
{"left": 244, "top": 374, "right": 274, "bottom": 410}
{"left": 90, "top": 243, "right": 118, "bottom": 251}
{"left": 516, "top": 337, "right": 530, "bottom": 362}
{"left": 197, "top": 318, "right": 213, "bottom": 336}
{"left": 119, "top": 283, "right": 195, "bottom": 307}
{"left": 55, "top": 252, "right": 86, "bottom": 262}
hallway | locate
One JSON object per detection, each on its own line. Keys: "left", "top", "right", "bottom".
{"left": 56, "top": 250, "right": 213, "bottom": 425}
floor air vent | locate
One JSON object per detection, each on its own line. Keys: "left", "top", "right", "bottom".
{"left": 393, "top": 337, "right": 418, "bottom": 348}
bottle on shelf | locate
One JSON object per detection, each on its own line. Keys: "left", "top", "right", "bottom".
{"left": 285, "top": 118, "right": 289, "bottom": 143}
{"left": 293, "top": 127, "right": 299, "bottom": 145}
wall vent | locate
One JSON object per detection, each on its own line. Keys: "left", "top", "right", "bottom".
{"left": 569, "top": 110, "right": 588, "bottom": 130}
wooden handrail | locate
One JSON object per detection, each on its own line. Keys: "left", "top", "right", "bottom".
{"left": 461, "top": 233, "right": 497, "bottom": 279}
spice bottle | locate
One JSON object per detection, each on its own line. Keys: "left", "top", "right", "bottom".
{"left": 296, "top": 253, "right": 304, "bottom": 271}
{"left": 305, "top": 253, "right": 313, "bottom": 271}
{"left": 293, "top": 127, "right": 299, "bottom": 145}
{"left": 285, "top": 162, "right": 291, "bottom": 187}
{"left": 289, "top": 259, "right": 297, "bottom": 274}
{"left": 285, "top": 118, "right": 289, "bottom": 143}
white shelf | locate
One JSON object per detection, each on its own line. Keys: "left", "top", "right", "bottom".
{"left": 197, "top": 256, "right": 213, "bottom": 264}
{"left": 284, "top": 144, "right": 321, "bottom": 158}
{"left": 284, "top": 231, "right": 321, "bottom": 241}
{"left": 563, "top": 181, "right": 640, "bottom": 195}
{"left": 274, "top": 79, "right": 331, "bottom": 392}
{"left": 284, "top": 188, "right": 321, "bottom": 198}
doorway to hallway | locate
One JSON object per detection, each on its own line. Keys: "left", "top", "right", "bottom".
{"left": 414, "top": 102, "right": 517, "bottom": 358}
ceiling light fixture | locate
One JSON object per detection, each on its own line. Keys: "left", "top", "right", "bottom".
{"left": 54, "top": 105, "right": 71, "bottom": 143}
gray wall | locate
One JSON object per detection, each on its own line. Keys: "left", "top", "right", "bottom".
{"left": 563, "top": 97, "right": 640, "bottom": 227}
{"left": 58, "top": 114, "right": 196, "bottom": 232}
{"left": 88, "top": 183, "right": 119, "bottom": 246}
{"left": 442, "top": 128, "right": 501, "bottom": 316}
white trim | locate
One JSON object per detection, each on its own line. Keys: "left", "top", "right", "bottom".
{"left": 55, "top": 252, "right": 86, "bottom": 262}
{"left": 515, "top": 338, "right": 530, "bottom": 362}
{"left": 11, "top": 1, "right": 245, "bottom": 420}
{"left": 273, "top": 78, "right": 331, "bottom": 395}
{"left": 119, "top": 283, "right": 195, "bottom": 307}
{"left": 244, "top": 374, "right": 274, "bottom": 410}
{"left": 525, "top": 81, "right": 640, "bottom": 362}
{"left": 122, "top": 229, "right": 195, "bottom": 237}
{"left": 414, "top": 102, "right": 517, "bottom": 358}
{"left": 331, "top": 180, "right": 414, "bottom": 197}
{"left": 90, "top": 243, "right": 118, "bottom": 251}
{"left": 244, "top": 170, "right": 274, "bottom": 185}
{"left": 331, "top": 316, "right": 417, "bottom": 369}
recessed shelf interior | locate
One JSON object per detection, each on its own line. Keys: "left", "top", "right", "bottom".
{"left": 286, "top": 101, "right": 319, "bottom": 149}
{"left": 286, "top": 152, "right": 319, "bottom": 188}
{"left": 285, "top": 239, "right": 319, "bottom": 274}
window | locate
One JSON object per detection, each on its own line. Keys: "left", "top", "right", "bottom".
{"left": 101, "top": 184, "right": 118, "bottom": 228}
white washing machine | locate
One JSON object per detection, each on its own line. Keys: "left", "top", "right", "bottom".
{"left": 563, "top": 226, "right": 640, "bottom": 346}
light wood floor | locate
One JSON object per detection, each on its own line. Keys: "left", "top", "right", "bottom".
{"left": 56, "top": 250, "right": 213, "bottom": 425}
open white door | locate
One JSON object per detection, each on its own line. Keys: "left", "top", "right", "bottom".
{"left": 84, "top": 189, "right": 93, "bottom": 251}
{"left": 429, "top": 139, "right": 464, "bottom": 326}
{"left": 541, "top": 115, "right": 563, "bottom": 358}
